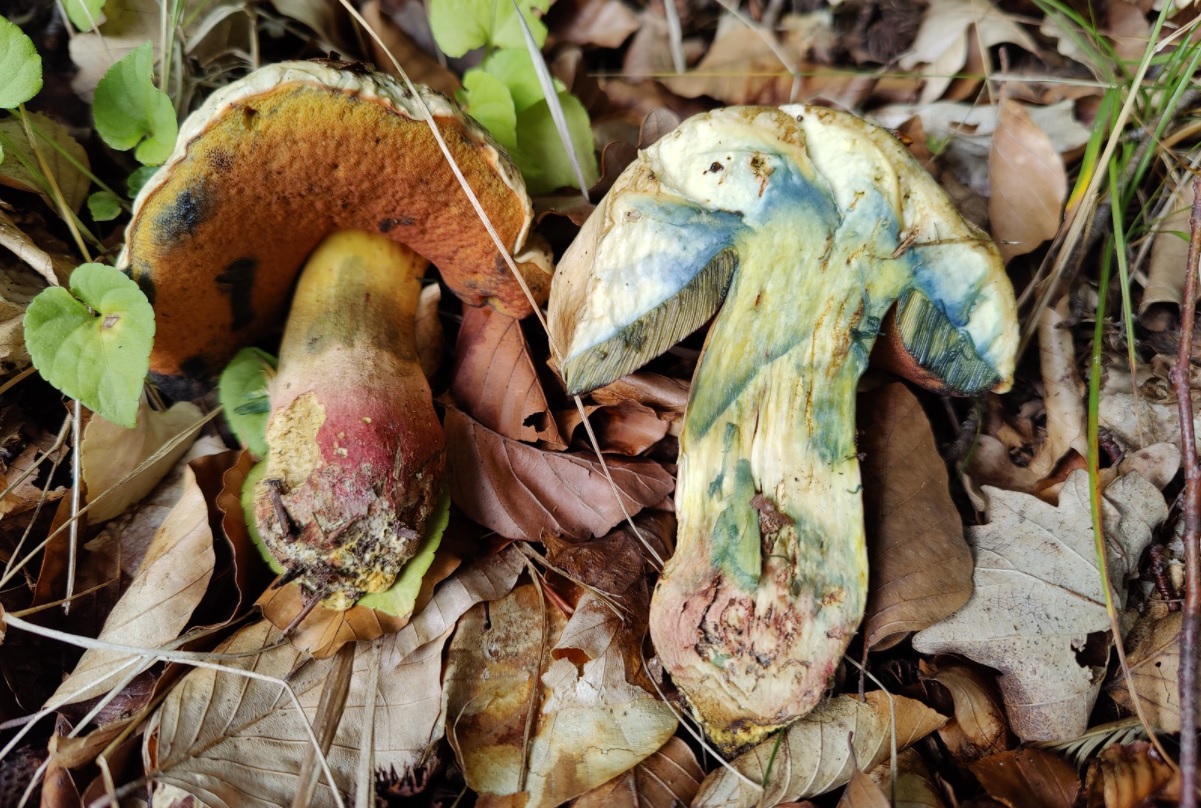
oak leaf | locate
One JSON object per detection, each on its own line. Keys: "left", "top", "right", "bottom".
{"left": 912, "top": 470, "right": 1167, "bottom": 741}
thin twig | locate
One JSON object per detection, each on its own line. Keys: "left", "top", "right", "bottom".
{"left": 1172, "top": 175, "right": 1201, "bottom": 808}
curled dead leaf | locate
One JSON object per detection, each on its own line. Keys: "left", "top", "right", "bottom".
{"left": 920, "top": 661, "right": 1011, "bottom": 761}
{"left": 859, "top": 383, "right": 972, "bottom": 651}
{"left": 971, "top": 748, "right": 1081, "bottom": 808}
{"left": 445, "top": 406, "right": 674, "bottom": 540}
{"left": 988, "top": 99, "right": 1066, "bottom": 262}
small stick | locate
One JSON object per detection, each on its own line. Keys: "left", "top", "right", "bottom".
{"left": 1170, "top": 174, "right": 1201, "bottom": 808}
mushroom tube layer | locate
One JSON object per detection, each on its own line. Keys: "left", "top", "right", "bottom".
{"left": 548, "top": 105, "right": 1018, "bottom": 752}
{"left": 119, "top": 60, "right": 550, "bottom": 398}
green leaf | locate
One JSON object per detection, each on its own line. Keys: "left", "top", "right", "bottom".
{"left": 87, "top": 190, "right": 122, "bottom": 221}
{"left": 0, "top": 17, "right": 43, "bottom": 110}
{"left": 126, "top": 163, "right": 158, "bottom": 197}
{"left": 62, "top": 0, "right": 107, "bottom": 31}
{"left": 92, "top": 42, "right": 178, "bottom": 165}
{"left": 24, "top": 263, "right": 155, "bottom": 428}
{"left": 241, "top": 460, "right": 286, "bottom": 573}
{"left": 358, "top": 489, "right": 450, "bottom": 616}
{"left": 428, "top": 0, "right": 551, "bottom": 57}
{"left": 461, "top": 69, "right": 519, "bottom": 154}
{"left": 481, "top": 49, "right": 563, "bottom": 112}
{"left": 516, "top": 92, "right": 598, "bottom": 194}
{"left": 218, "top": 347, "right": 277, "bottom": 458}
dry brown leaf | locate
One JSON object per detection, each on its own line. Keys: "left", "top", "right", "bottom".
{"left": 81, "top": 400, "right": 205, "bottom": 524}
{"left": 988, "top": 99, "right": 1066, "bottom": 262}
{"left": 46, "top": 464, "right": 216, "bottom": 709}
{"left": 389, "top": 542, "right": 524, "bottom": 661}
{"left": 590, "top": 372, "right": 689, "bottom": 418}
{"left": 1142, "top": 173, "right": 1192, "bottom": 323}
{"left": 570, "top": 736, "right": 703, "bottom": 808}
{"left": 452, "top": 304, "right": 565, "bottom": 448}
{"left": 1109, "top": 612, "right": 1194, "bottom": 732}
{"left": 444, "top": 585, "right": 677, "bottom": 808}
{"left": 862, "top": 747, "right": 945, "bottom": 808}
{"left": 556, "top": 398, "right": 672, "bottom": 454}
{"left": 693, "top": 691, "right": 947, "bottom": 807}
{"left": 662, "top": 13, "right": 836, "bottom": 105}
{"left": 838, "top": 772, "right": 891, "bottom": 808}
{"left": 146, "top": 619, "right": 452, "bottom": 806}
{"left": 557, "top": 0, "right": 641, "bottom": 47}
{"left": 971, "top": 748, "right": 1081, "bottom": 808}
{"left": 415, "top": 282, "right": 444, "bottom": 378}
{"left": 0, "top": 207, "right": 73, "bottom": 287}
{"left": 0, "top": 113, "right": 91, "bottom": 213}
{"left": 897, "top": 0, "right": 1039, "bottom": 103}
{"left": 1084, "top": 741, "right": 1178, "bottom": 808}
{"left": 544, "top": 510, "right": 673, "bottom": 597}
{"left": 920, "top": 662, "right": 1010, "bottom": 761}
{"left": 363, "top": 0, "right": 460, "bottom": 96}
{"left": 859, "top": 383, "right": 972, "bottom": 651}
{"left": 912, "top": 471, "right": 1167, "bottom": 741}
{"left": 0, "top": 261, "right": 43, "bottom": 373}
{"left": 445, "top": 406, "right": 673, "bottom": 540}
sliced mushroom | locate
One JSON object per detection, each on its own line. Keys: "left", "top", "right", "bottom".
{"left": 548, "top": 105, "right": 1018, "bottom": 752}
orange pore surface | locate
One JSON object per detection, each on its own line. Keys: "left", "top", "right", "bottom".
{"left": 124, "top": 82, "right": 531, "bottom": 388}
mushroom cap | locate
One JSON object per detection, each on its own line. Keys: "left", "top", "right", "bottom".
{"left": 548, "top": 104, "right": 1018, "bottom": 397}
{"left": 120, "top": 60, "right": 550, "bottom": 397}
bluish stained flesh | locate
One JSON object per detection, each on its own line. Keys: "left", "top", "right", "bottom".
{"left": 546, "top": 105, "right": 1017, "bottom": 753}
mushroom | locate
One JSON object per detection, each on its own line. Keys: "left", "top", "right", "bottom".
{"left": 118, "top": 59, "right": 551, "bottom": 399}
{"left": 119, "top": 60, "right": 550, "bottom": 608}
{"left": 548, "top": 105, "right": 1018, "bottom": 752}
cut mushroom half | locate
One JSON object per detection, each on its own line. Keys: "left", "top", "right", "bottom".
{"left": 120, "top": 60, "right": 551, "bottom": 610}
{"left": 548, "top": 105, "right": 1018, "bottom": 752}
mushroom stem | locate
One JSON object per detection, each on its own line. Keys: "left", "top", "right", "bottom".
{"left": 253, "top": 230, "right": 444, "bottom": 610}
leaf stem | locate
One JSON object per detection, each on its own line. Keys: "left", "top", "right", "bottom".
{"left": 1171, "top": 174, "right": 1201, "bottom": 808}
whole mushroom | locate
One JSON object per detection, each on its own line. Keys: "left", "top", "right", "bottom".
{"left": 548, "top": 105, "right": 1019, "bottom": 752}
{"left": 120, "top": 60, "right": 550, "bottom": 609}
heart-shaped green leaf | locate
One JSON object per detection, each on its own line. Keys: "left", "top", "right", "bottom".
{"left": 92, "top": 42, "right": 178, "bottom": 165}
{"left": 0, "top": 17, "right": 42, "bottom": 110}
{"left": 218, "top": 347, "right": 277, "bottom": 458}
{"left": 25, "top": 263, "right": 155, "bottom": 428}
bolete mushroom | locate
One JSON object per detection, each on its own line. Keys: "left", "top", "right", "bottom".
{"left": 119, "top": 60, "right": 550, "bottom": 608}
{"left": 118, "top": 59, "right": 550, "bottom": 399}
{"left": 548, "top": 106, "right": 1018, "bottom": 752}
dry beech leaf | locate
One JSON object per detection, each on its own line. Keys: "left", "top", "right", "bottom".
{"left": 988, "top": 99, "right": 1066, "bottom": 262}
{"left": 445, "top": 406, "right": 673, "bottom": 540}
{"left": 590, "top": 371, "right": 689, "bottom": 418}
{"left": 0, "top": 261, "right": 45, "bottom": 373}
{"left": 545, "top": 510, "right": 674, "bottom": 597}
{"left": 859, "top": 383, "right": 972, "bottom": 651}
{"left": 81, "top": 399, "right": 205, "bottom": 524}
{"left": 693, "top": 691, "right": 947, "bottom": 807}
{"left": 213, "top": 450, "right": 280, "bottom": 613}
{"left": 860, "top": 747, "right": 946, "bottom": 808}
{"left": 389, "top": 543, "right": 524, "bottom": 661}
{"left": 557, "top": 398, "right": 672, "bottom": 454}
{"left": 451, "top": 304, "right": 564, "bottom": 448}
{"left": 838, "top": 772, "right": 891, "bottom": 808}
{"left": 362, "top": 0, "right": 460, "bottom": 96}
{"left": 556, "top": 0, "right": 641, "bottom": 48}
{"left": 897, "top": 0, "right": 1038, "bottom": 103}
{"left": 46, "top": 465, "right": 216, "bottom": 709}
{"left": 1109, "top": 612, "right": 1194, "bottom": 732}
{"left": 146, "top": 619, "right": 452, "bottom": 806}
{"left": 971, "top": 748, "right": 1081, "bottom": 808}
{"left": 570, "top": 736, "right": 703, "bottom": 808}
{"left": 0, "top": 112, "right": 91, "bottom": 213}
{"left": 1084, "top": 741, "right": 1177, "bottom": 808}
{"left": 920, "top": 662, "right": 1010, "bottom": 761}
{"left": 444, "top": 585, "right": 677, "bottom": 808}
{"left": 912, "top": 471, "right": 1167, "bottom": 742}
{"left": 662, "top": 13, "right": 837, "bottom": 105}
